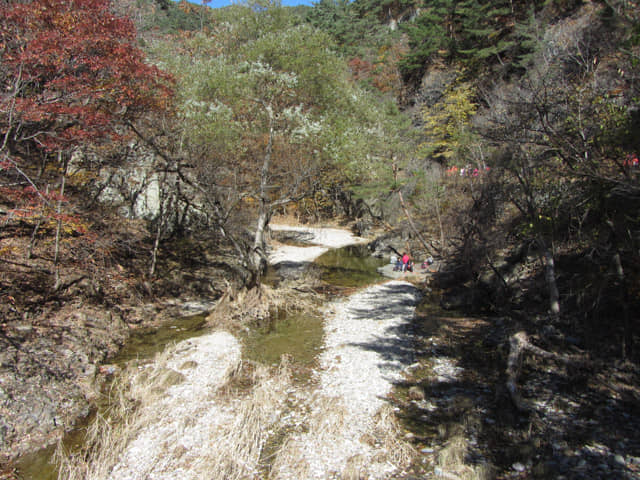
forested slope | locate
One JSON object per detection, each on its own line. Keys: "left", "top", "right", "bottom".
{"left": 308, "top": 0, "right": 640, "bottom": 358}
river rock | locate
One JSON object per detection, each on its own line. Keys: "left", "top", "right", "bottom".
{"left": 408, "top": 386, "right": 425, "bottom": 401}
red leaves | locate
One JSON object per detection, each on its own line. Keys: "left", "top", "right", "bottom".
{"left": 348, "top": 57, "right": 372, "bottom": 82}
{"left": 0, "top": 0, "right": 174, "bottom": 253}
{"left": 1, "top": 0, "right": 174, "bottom": 153}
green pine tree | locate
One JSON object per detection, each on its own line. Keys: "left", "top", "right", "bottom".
{"left": 400, "top": 0, "right": 455, "bottom": 78}
{"left": 456, "top": 0, "right": 514, "bottom": 66}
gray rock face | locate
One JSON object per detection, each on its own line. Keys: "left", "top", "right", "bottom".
{"left": 0, "top": 306, "right": 128, "bottom": 463}
{"left": 70, "top": 144, "right": 161, "bottom": 220}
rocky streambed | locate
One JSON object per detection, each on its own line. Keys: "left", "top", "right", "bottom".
{"left": 13, "top": 224, "right": 427, "bottom": 479}
{"left": 97, "top": 225, "right": 423, "bottom": 480}
{"left": 11, "top": 223, "right": 640, "bottom": 480}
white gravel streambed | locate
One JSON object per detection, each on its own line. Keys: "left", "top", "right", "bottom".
{"left": 272, "top": 280, "right": 422, "bottom": 480}
{"left": 105, "top": 225, "right": 421, "bottom": 480}
{"left": 108, "top": 333, "right": 242, "bottom": 480}
{"left": 268, "top": 224, "right": 368, "bottom": 264}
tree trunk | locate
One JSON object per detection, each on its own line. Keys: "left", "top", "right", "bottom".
{"left": 149, "top": 216, "right": 163, "bottom": 278}
{"left": 250, "top": 209, "right": 270, "bottom": 286}
{"left": 433, "top": 190, "right": 445, "bottom": 247}
{"left": 607, "top": 219, "right": 632, "bottom": 358}
{"left": 26, "top": 185, "right": 48, "bottom": 260}
{"left": 544, "top": 250, "right": 560, "bottom": 317}
{"left": 149, "top": 174, "right": 173, "bottom": 279}
{"left": 53, "top": 152, "right": 67, "bottom": 291}
{"left": 506, "top": 331, "right": 529, "bottom": 412}
{"left": 537, "top": 237, "right": 560, "bottom": 317}
{"left": 248, "top": 103, "right": 275, "bottom": 287}
{"left": 398, "top": 190, "right": 434, "bottom": 257}
{"left": 506, "top": 331, "right": 589, "bottom": 412}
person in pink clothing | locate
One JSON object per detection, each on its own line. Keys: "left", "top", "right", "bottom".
{"left": 402, "top": 252, "right": 410, "bottom": 272}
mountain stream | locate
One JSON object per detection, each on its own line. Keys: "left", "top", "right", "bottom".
{"left": 15, "top": 225, "right": 423, "bottom": 480}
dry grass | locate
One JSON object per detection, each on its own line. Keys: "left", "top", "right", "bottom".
{"left": 306, "top": 397, "right": 350, "bottom": 439}
{"left": 55, "top": 348, "right": 182, "bottom": 480}
{"left": 269, "top": 441, "right": 311, "bottom": 480}
{"left": 342, "top": 454, "right": 366, "bottom": 480}
{"left": 436, "top": 434, "right": 467, "bottom": 469}
{"left": 435, "top": 428, "right": 492, "bottom": 480}
{"left": 207, "top": 284, "right": 274, "bottom": 330}
{"left": 372, "top": 405, "right": 416, "bottom": 468}
{"left": 196, "top": 360, "right": 292, "bottom": 480}
{"left": 268, "top": 396, "right": 349, "bottom": 480}
{"left": 208, "top": 283, "right": 318, "bottom": 332}
{"left": 56, "top": 342, "right": 294, "bottom": 480}
{"left": 270, "top": 399, "right": 415, "bottom": 480}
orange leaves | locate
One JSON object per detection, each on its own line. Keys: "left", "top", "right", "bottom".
{"left": 348, "top": 57, "right": 373, "bottom": 82}
{"left": 1, "top": 182, "right": 90, "bottom": 238}
{"left": 347, "top": 42, "right": 406, "bottom": 95}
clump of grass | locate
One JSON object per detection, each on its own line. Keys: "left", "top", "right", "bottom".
{"left": 435, "top": 428, "right": 493, "bottom": 480}
{"left": 55, "top": 349, "right": 182, "bottom": 480}
{"left": 437, "top": 434, "right": 467, "bottom": 470}
{"left": 342, "top": 454, "right": 366, "bottom": 480}
{"left": 196, "top": 360, "right": 292, "bottom": 480}
{"left": 372, "top": 404, "right": 416, "bottom": 468}
{"left": 269, "top": 397, "right": 350, "bottom": 479}
{"left": 270, "top": 400, "right": 415, "bottom": 480}
{"left": 208, "top": 283, "right": 318, "bottom": 332}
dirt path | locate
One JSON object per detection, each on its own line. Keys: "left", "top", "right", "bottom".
{"left": 268, "top": 224, "right": 422, "bottom": 478}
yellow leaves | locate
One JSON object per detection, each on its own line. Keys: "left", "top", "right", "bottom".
{"left": 67, "top": 169, "right": 96, "bottom": 186}
{"left": 421, "top": 74, "right": 478, "bottom": 163}
{"left": 0, "top": 245, "right": 17, "bottom": 258}
{"left": 53, "top": 11, "right": 78, "bottom": 33}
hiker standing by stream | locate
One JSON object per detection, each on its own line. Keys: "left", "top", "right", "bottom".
{"left": 401, "top": 252, "right": 411, "bottom": 272}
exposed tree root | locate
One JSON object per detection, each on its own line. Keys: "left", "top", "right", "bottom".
{"left": 506, "top": 330, "right": 589, "bottom": 412}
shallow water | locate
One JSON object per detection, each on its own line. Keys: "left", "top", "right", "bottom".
{"left": 14, "top": 243, "right": 384, "bottom": 480}
{"left": 315, "top": 244, "right": 386, "bottom": 287}
{"left": 112, "top": 312, "right": 210, "bottom": 366}
{"left": 244, "top": 309, "right": 324, "bottom": 373}
{"left": 13, "top": 312, "right": 210, "bottom": 480}
{"left": 244, "top": 245, "right": 385, "bottom": 372}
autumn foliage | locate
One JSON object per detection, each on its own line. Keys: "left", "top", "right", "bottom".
{"left": 0, "top": 0, "right": 173, "bottom": 153}
{"left": 0, "top": 0, "right": 174, "bottom": 297}
{"left": 0, "top": 0, "right": 173, "bottom": 239}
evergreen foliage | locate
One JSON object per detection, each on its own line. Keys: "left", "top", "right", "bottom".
{"left": 399, "top": 1, "right": 452, "bottom": 78}
{"left": 150, "top": 3, "right": 203, "bottom": 32}
{"left": 400, "top": 0, "right": 516, "bottom": 78}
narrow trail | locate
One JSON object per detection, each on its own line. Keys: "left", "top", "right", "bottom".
{"left": 269, "top": 224, "right": 422, "bottom": 479}
{"left": 104, "top": 224, "right": 422, "bottom": 480}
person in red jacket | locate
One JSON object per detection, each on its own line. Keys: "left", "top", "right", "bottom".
{"left": 402, "top": 252, "right": 410, "bottom": 272}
